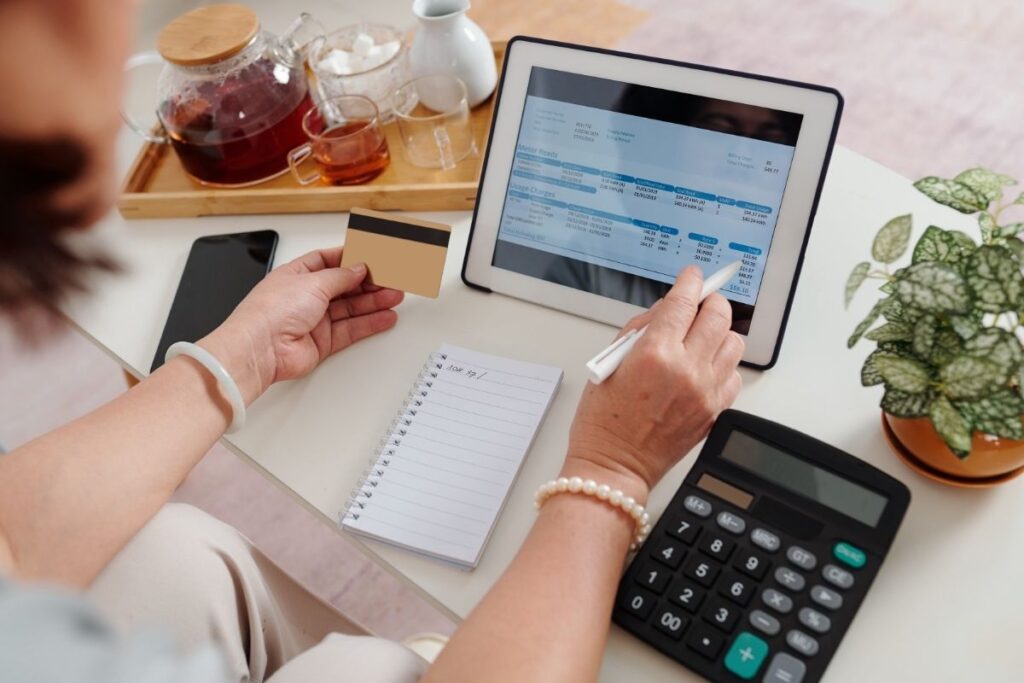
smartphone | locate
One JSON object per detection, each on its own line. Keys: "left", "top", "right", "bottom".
{"left": 151, "top": 230, "right": 278, "bottom": 372}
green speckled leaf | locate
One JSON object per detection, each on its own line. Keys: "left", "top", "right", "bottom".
{"left": 861, "top": 349, "right": 885, "bottom": 387}
{"left": 997, "top": 223, "right": 1024, "bottom": 239}
{"left": 911, "top": 315, "right": 937, "bottom": 357}
{"left": 978, "top": 213, "right": 996, "bottom": 241}
{"left": 964, "top": 245, "right": 1024, "bottom": 313}
{"left": 912, "top": 225, "right": 975, "bottom": 265}
{"left": 878, "top": 340, "right": 915, "bottom": 355}
{"left": 955, "top": 390, "right": 1024, "bottom": 439}
{"left": 847, "top": 299, "right": 884, "bottom": 348}
{"left": 1014, "top": 191, "right": 1024, "bottom": 206}
{"left": 929, "top": 395, "right": 972, "bottom": 457}
{"left": 844, "top": 261, "right": 871, "bottom": 308}
{"left": 948, "top": 313, "right": 980, "bottom": 340}
{"left": 914, "top": 176, "right": 988, "bottom": 213}
{"left": 954, "top": 168, "right": 1016, "bottom": 203}
{"left": 865, "top": 321, "right": 913, "bottom": 343}
{"left": 963, "top": 327, "right": 1023, "bottom": 373}
{"left": 872, "top": 214, "right": 913, "bottom": 263}
{"left": 948, "top": 230, "right": 978, "bottom": 250}
{"left": 1001, "top": 236, "right": 1024, "bottom": 262}
{"left": 929, "top": 328, "right": 963, "bottom": 367}
{"left": 874, "top": 353, "right": 932, "bottom": 393}
{"left": 881, "top": 388, "right": 933, "bottom": 418}
{"left": 940, "top": 355, "right": 1008, "bottom": 399}
{"left": 893, "top": 262, "right": 970, "bottom": 313}
{"left": 880, "top": 296, "right": 922, "bottom": 324}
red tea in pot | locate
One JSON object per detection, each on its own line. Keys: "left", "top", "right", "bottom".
{"left": 131, "top": 4, "right": 325, "bottom": 187}
{"left": 161, "top": 61, "right": 314, "bottom": 186}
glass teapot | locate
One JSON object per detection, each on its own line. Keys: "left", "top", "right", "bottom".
{"left": 123, "top": 4, "right": 324, "bottom": 187}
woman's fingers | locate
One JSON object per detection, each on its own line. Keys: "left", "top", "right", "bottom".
{"left": 310, "top": 262, "right": 368, "bottom": 299}
{"left": 713, "top": 331, "right": 746, "bottom": 376}
{"left": 683, "top": 293, "right": 732, "bottom": 358}
{"left": 330, "top": 309, "right": 399, "bottom": 353}
{"left": 291, "top": 246, "right": 345, "bottom": 273}
{"left": 647, "top": 266, "right": 703, "bottom": 341}
{"left": 614, "top": 299, "right": 662, "bottom": 341}
{"left": 328, "top": 288, "right": 404, "bottom": 320}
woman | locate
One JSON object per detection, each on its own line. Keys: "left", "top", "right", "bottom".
{"left": 0, "top": 1, "right": 744, "bottom": 681}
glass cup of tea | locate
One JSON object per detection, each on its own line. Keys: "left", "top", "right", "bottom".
{"left": 393, "top": 74, "right": 476, "bottom": 170}
{"left": 287, "top": 95, "right": 390, "bottom": 185}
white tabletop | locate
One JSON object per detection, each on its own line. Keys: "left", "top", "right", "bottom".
{"left": 64, "top": 101, "right": 1019, "bottom": 683}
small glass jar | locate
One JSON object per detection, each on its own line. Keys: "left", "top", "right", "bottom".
{"left": 307, "top": 23, "right": 409, "bottom": 123}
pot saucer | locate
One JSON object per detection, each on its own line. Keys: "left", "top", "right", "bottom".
{"left": 881, "top": 415, "right": 1024, "bottom": 489}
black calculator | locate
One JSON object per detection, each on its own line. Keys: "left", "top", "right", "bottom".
{"left": 613, "top": 410, "right": 910, "bottom": 682}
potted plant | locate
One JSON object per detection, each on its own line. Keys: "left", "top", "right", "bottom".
{"left": 846, "top": 167, "right": 1024, "bottom": 486}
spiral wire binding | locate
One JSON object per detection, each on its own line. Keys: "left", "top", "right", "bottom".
{"left": 340, "top": 351, "right": 448, "bottom": 524}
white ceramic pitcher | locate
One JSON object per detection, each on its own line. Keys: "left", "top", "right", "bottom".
{"left": 408, "top": 0, "right": 497, "bottom": 107}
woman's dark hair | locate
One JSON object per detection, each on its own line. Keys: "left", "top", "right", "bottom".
{"left": 0, "top": 136, "right": 116, "bottom": 314}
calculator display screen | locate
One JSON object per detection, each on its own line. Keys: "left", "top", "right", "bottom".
{"left": 721, "top": 430, "right": 888, "bottom": 527}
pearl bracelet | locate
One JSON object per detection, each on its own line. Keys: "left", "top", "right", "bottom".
{"left": 534, "top": 477, "right": 652, "bottom": 552}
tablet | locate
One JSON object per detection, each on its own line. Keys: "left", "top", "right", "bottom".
{"left": 462, "top": 37, "right": 842, "bottom": 368}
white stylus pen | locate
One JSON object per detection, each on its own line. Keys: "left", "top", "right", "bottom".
{"left": 586, "top": 260, "right": 743, "bottom": 384}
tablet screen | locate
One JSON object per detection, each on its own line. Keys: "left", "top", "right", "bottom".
{"left": 491, "top": 67, "right": 803, "bottom": 333}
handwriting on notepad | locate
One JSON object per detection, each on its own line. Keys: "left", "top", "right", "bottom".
{"left": 443, "top": 364, "right": 489, "bottom": 380}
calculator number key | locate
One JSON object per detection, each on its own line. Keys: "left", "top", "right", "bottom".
{"left": 620, "top": 587, "right": 656, "bottom": 620}
{"left": 634, "top": 561, "right": 670, "bottom": 594}
{"left": 653, "top": 606, "right": 689, "bottom": 640}
{"left": 668, "top": 577, "right": 706, "bottom": 613}
{"left": 686, "top": 622, "right": 726, "bottom": 660}
{"left": 649, "top": 538, "right": 685, "bottom": 569}
{"left": 683, "top": 555, "right": 721, "bottom": 587}
{"left": 734, "top": 549, "right": 769, "bottom": 580}
{"left": 699, "top": 533, "right": 734, "bottom": 562}
{"left": 719, "top": 571, "right": 755, "bottom": 607}
{"left": 702, "top": 596, "right": 741, "bottom": 633}
{"left": 667, "top": 517, "right": 701, "bottom": 545}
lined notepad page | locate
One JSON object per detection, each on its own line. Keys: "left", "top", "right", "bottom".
{"left": 341, "top": 344, "right": 563, "bottom": 568}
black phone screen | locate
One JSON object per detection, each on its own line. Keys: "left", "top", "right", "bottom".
{"left": 151, "top": 230, "right": 278, "bottom": 372}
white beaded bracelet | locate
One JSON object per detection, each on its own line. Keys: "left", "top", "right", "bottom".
{"left": 165, "top": 341, "right": 246, "bottom": 433}
{"left": 534, "top": 476, "right": 652, "bottom": 552}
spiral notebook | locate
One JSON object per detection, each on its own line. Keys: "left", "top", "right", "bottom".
{"left": 340, "top": 344, "right": 563, "bottom": 569}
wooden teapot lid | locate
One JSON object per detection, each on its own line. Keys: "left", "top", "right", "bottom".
{"left": 157, "top": 4, "right": 260, "bottom": 66}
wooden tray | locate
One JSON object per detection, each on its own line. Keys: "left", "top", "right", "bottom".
{"left": 118, "top": 42, "right": 505, "bottom": 219}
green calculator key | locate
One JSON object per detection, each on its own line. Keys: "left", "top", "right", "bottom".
{"left": 833, "top": 541, "right": 866, "bottom": 568}
{"left": 724, "top": 631, "right": 769, "bottom": 679}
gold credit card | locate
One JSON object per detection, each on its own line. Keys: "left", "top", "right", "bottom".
{"left": 342, "top": 208, "right": 452, "bottom": 298}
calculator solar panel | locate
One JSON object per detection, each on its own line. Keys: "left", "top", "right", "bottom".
{"left": 613, "top": 410, "right": 910, "bottom": 682}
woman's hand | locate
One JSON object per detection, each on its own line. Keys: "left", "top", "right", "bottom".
{"left": 199, "top": 247, "right": 403, "bottom": 405}
{"left": 563, "top": 266, "right": 744, "bottom": 502}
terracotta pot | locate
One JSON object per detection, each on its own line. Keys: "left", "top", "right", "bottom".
{"left": 883, "top": 413, "right": 1024, "bottom": 486}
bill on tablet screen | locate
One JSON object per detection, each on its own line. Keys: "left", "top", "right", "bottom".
{"left": 463, "top": 37, "right": 842, "bottom": 368}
